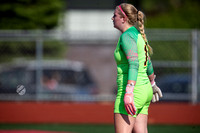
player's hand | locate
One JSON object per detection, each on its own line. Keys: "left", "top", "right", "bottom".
{"left": 124, "top": 84, "right": 136, "bottom": 116}
{"left": 151, "top": 77, "right": 163, "bottom": 102}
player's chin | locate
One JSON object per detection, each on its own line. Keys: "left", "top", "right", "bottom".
{"left": 112, "top": 23, "right": 116, "bottom": 28}
{"left": 113, "top": 24, "right": 120, "bottom": 30}
{"left": 113, "top": 24, "right": 118, "bottom": 29}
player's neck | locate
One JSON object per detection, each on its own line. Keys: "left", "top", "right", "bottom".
{"left": 121, "top": 24, "right": 132, "bottom": 33}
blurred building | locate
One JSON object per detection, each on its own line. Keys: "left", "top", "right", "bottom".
{"left": 57, "top": 0, "right": 120, "bottom": 39}
{"left": 55, "top": 0, "right": 123, "bottom": 95}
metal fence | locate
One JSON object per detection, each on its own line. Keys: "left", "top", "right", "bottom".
{"left": 0, "top": 29, "right": 199, "bottom": 103}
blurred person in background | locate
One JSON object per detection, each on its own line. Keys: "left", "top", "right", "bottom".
{"left": 112, "top": 3, "right": 162, "bottom": 133}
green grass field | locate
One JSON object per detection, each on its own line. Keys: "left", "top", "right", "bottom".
{"left": 0, "top": 124, "right": 200, "bottom": 133}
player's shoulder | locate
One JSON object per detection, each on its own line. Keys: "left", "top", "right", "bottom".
{"left": 121, "top": 26, "right": 139, "bottom": 40}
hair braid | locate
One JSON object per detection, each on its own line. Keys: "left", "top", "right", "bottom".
{"left": 137, "top": 11, "right": 153, "bottom": 55}
{"left": 117, "top": 3, "right": 153, "bottom": 55}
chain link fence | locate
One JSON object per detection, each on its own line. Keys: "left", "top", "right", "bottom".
{"left": 0, "top": 29, "right": 199, "bottom": 103}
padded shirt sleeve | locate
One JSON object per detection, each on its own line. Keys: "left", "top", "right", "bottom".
{"left": 147, "top": 56, "right": 154, "bottom": 75}
{"left": 121, "top": 33, "right": 139, "bottom": 81}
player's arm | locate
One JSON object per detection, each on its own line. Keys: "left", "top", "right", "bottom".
{"left": 121, "top": 33, "right": 138, "bottom": 116}
{"left": 147, "top": 56, "right": 154, "bottom": 77}
{"left": 147, "top": 57, "right": 163, "bottom": 102}
{"left": 121, "top": 33, "right": 139, "bottom": 83}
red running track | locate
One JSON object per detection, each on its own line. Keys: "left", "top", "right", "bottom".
{"left": 0, "top": 102, "right": 200, "bottom": 125}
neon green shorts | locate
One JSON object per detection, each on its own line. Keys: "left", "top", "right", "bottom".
{"left": 114, "top": 82, "right": 153, "bottom": 117}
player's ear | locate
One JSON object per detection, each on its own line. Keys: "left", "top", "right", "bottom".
{"left": 122, "top": 16, "right": 127, "bottom": 23}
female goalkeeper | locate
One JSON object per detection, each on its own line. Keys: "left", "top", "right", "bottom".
{"left": 112, "top": 3, "right": 163, "bottom": 133}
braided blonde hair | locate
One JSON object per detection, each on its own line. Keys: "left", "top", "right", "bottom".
{"left": 117, "top": 3, "right": 153, "bottom": 55}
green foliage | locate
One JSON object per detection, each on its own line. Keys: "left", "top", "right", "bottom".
{"left": 149, "top": 40, "right": 192, "bottom": 75}
{"left": 129, "top": 0, "right": 200, "bottom": 28}
{"left": 0, "top": 0, "right": 66, "bottom": 62}
{"left": 150, "top": 41, "right": 191, "bottom": 61}
{"left": 0, "top": 41, "right": 67, "bottom": 62}
{"left": 0, "top": 0, "right": 64, "bottom": 29}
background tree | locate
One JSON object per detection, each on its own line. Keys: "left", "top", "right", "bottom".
{"left": 0, "top": 0, "right": 66, "bottom": 63}
{"left": 128, "top": 0, "right": 200, "bottom": 28}
{"left": 0, "top": 0, "right": 64, "bottom": 29}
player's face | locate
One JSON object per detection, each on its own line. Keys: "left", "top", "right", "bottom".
{"left": 112, "top": 9, "right": 123, "bottom": 30}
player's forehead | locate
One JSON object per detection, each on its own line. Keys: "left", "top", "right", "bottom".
{"left": 114, "top": 9, "right": 120, "bottom": 15}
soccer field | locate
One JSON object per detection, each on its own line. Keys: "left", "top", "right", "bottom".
{"left": 0, "top": 124, "right": 200, "bottom": 133}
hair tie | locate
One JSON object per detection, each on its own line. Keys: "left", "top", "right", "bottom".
{"left": 119, "top": 5, "right": 127, "bottom": 17}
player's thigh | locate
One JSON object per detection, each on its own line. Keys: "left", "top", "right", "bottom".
{"left": 114, "top": 113, "right": 136, "bottom": 133}
{"left": 132, "top": 114, "right": 148, "bottom": 133}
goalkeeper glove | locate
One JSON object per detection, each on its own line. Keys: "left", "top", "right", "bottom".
{"left": 124, "top": 83, "right": 137, "bottom": 116}
{"left": 151, "top": 76, "right": 163, "bottom": 102}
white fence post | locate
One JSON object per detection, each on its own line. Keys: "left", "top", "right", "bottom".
{"left": 191, "top": 30, "right": 198, "bottom": 104}
{"left": 36, "top": 38, "right": 43, "bottom": 100}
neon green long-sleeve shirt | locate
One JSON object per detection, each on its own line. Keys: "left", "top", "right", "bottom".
{"left": 114, "top": 26, "right": 154, "bottom": 86}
